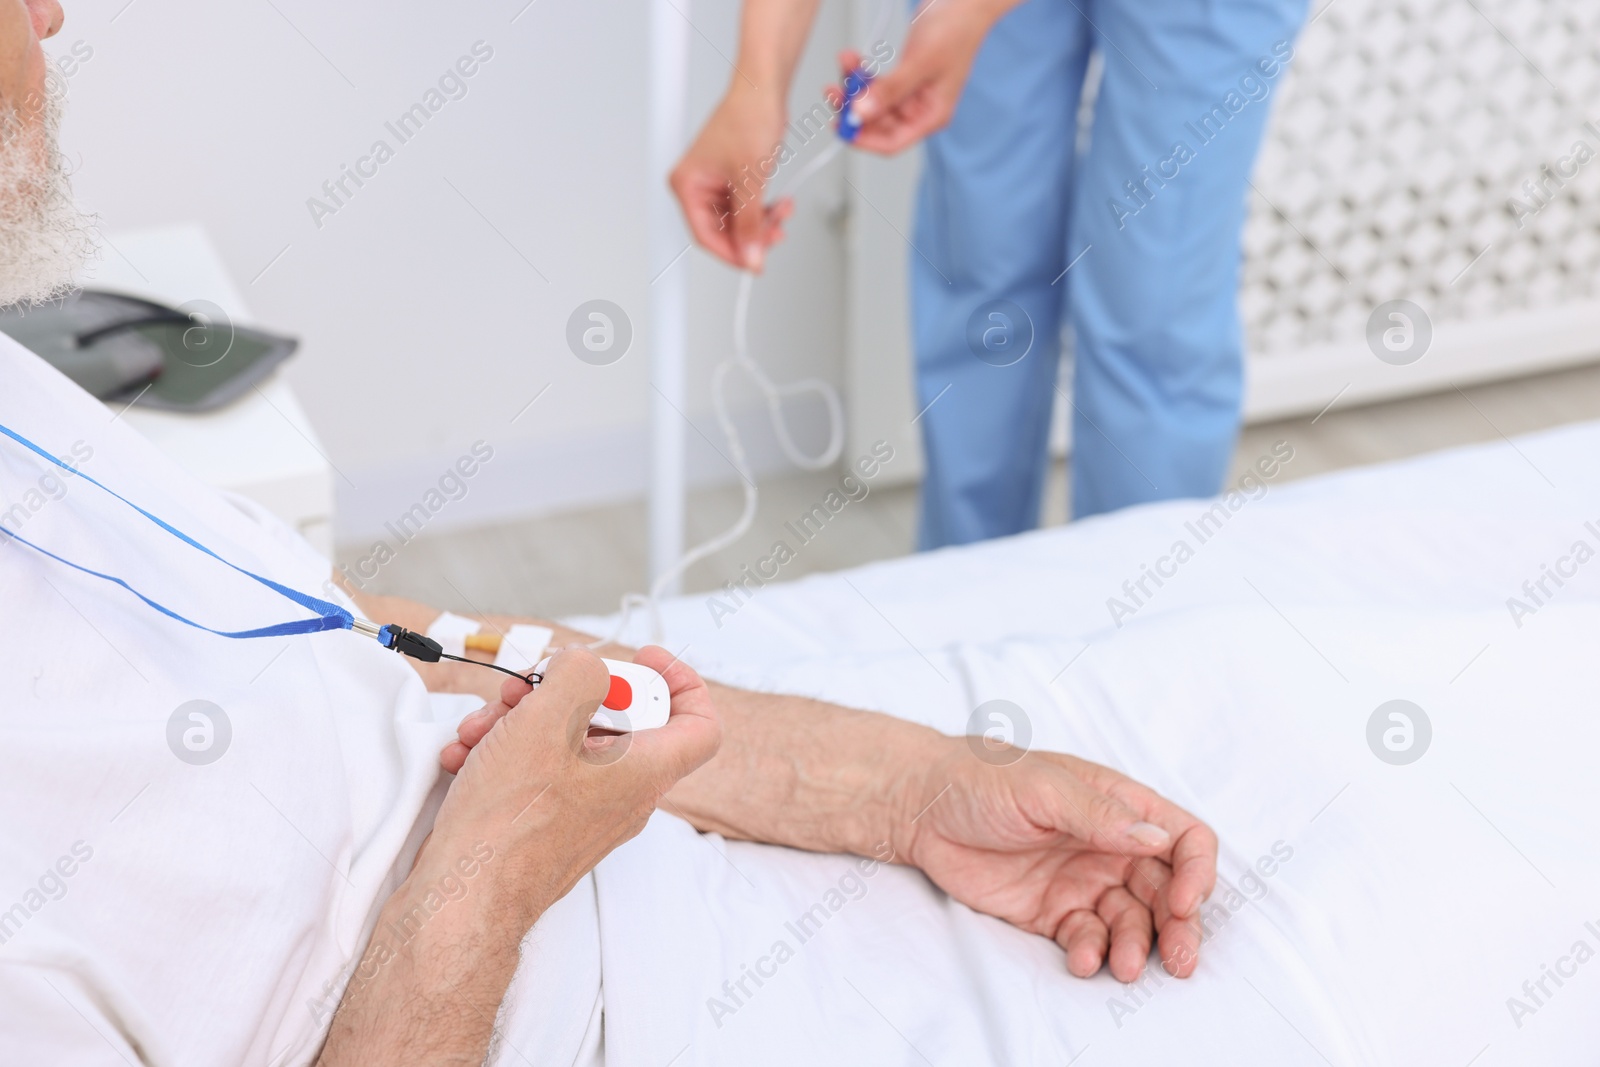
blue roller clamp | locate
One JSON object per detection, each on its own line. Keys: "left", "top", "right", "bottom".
{"left": 837, "top": 67, "right": 874, "bottom": 143}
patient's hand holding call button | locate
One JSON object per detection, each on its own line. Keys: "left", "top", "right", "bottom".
{"left": 533, "top": 656, "right": 669, "bottom": 732}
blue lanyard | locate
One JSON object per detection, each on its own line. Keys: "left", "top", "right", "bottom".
{"left": 0, "top": 421, "right": 353, "bottom": 639}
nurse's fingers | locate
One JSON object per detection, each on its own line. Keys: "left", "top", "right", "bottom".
{"left": 848, "top": 1, "right": 986, "bottom": 154}
{"left": 852, "top": 76, "right": 947, "bottom": 153}
{"left": 759, "top": 200, "right": 792, "bottom": 256}
{"left": 673, "top": 143, "right": 776, "bottom": 273}
{"left": 672, "top": 176, "right": 738, "bottom": 267}
{"left": 729, "top": 181, "right": 769, "bottom": 272}
{"left": 765, "top": 198, "right": 793, "bottom": 233}
{"left": 1057, "top": 909, "right": 1109, "bottom": 978}
{"left": 1098, "top": 886, "right": 1155, "bottom": 983}
{"left": 829, "top": 48, "right": 865, "bottom": 101}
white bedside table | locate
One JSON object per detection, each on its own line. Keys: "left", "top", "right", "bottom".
{"left": 82, "top": 225, "right": 335, "bottom": 557}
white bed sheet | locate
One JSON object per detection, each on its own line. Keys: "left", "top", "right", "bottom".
{"left": 502, "top": 423, "right": 1600, "bottom": 1067}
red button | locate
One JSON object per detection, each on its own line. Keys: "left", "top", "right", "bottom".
{"left": 603, "top": 675, "right": 632, "bottom": 711}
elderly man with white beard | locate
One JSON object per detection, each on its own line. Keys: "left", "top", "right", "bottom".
{"left": 0, "top": 3, "right": 1217, "bottom": 1063}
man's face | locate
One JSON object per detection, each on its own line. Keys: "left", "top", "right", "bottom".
{"left": 0, "top": 1, "right": 62, "bottom": 125}
{"left": 0, "top": 0, "right": 93, "bottom": 308}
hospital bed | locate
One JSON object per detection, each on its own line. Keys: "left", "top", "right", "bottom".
{"left": 475, "top": 422, "right": 1600, "bottom": 1066}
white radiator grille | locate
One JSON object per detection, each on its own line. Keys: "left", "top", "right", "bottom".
{"left": 1242, "top": 0, "right": 1600, "bottom": 358}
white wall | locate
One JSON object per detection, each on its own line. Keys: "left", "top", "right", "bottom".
{"left": 55, "top": 0, "right": 850, "bottom": 541}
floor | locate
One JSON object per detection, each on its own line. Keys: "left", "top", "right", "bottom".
{"left": 338, "top": 362, "right": 1600, "bottom": 621}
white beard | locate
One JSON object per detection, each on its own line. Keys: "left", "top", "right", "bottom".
{"left": 0, "top": 92, "right": 96, "bottom": 308}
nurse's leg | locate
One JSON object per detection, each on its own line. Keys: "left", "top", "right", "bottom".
{"left": 1067, "top": 0, "right": 1308, "bottom": 519}
{"left": 910, "top": 0, "right": 1090, "bottom": 550}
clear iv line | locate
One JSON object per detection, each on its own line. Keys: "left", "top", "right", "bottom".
{"left": 592, "top": 123, "right": 859, "bottom": 649}
{"left": 595, "top": 0, "right": 897, "bottom": 647}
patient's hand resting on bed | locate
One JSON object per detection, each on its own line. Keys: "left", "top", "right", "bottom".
{"left": 894, "top": 747, "right": 1215, "bottom": 982}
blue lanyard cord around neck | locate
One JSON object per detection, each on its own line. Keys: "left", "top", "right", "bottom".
{"left": 0, "top": 421, "right": 352, "bottom": 639}
{"left": 0, "top": 421, "right": 541, "bottom": 684}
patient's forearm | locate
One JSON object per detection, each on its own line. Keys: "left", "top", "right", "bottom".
{"left": 316, "top": 860, "right": 528, "bottom": 1066}
{"left": 349, "top": 589, "right": 945, "bottom": 860}
{"left": 672, "top": 681, "right": 944, "bottom": 858}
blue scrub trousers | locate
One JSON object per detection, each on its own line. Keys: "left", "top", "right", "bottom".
{"left": 911, "top": 0, "right": 1308, "bottom": 548}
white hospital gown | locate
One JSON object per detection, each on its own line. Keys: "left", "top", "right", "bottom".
{"left": 0, "top": 336, "right": 449, "bottom": 1065}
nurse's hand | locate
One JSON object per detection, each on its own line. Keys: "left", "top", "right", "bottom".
{"left": 669, "top": 86, "right": 796, "bottom": 274}
{"left": 892, "top": 743, "right": 1218, "bottom": 981}
{"left": 840, "top": 0, "right": 1018, "bottom": 154}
